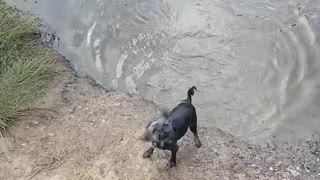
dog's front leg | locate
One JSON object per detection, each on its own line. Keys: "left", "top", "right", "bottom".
{"left": 168, "top": 144, "right": 179, "bottom": 168}
{"left": 143, "top": 146, "right": 155, "bottom": 158}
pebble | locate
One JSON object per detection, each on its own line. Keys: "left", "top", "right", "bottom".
{"left": 32, "top": 121, "right": 39, "bottom": 125}
{"left": 269, "top": 167, "right": 273, "bottom": 171}
{"left": 112, "top": 103, "right": 121, "bottom": 107}
{"left": 287, "top": 167, "right": 300, "bottom": 177}
{"left": 317, "top": 158, "right": 319, "bottom": 162}
{"left": 250, "top": 164, "right": 257, "bottom": 167}
{"left": 48, "top": 132, "right": 55, "bottom": 137}
{"left": 237, "top": 173, "right": 246, "bottom": 180}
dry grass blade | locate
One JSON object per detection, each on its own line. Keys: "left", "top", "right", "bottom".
{"left": 26, "top": 125, "right": 81, "bottom": 180}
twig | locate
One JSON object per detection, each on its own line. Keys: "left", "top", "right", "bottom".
{"left": 58, "top": 125, "right": 81, "bottom": 158}
{"left": 0, "top": 158, "right": 6, "bottom": 165}
{"left": 27, "top": 125, "right": 81, "bottom": 179}
{"left": 18, "top": 107, "right": 59, "bottom": 114}
{"left": 27, "top": 167, "right": 43, "bottom": 180}
{"left": 49, "top": 141, "right": 57, "bottom": 160}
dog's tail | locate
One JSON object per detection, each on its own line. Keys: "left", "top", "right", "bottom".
{"left": 186, "top": 86, "right": 197, "bottom": 103}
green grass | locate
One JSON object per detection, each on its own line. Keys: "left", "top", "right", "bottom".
{"left": 0, "top": 1, "right": 56, "bottom": 133}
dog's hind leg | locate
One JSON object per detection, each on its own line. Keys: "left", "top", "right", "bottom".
{"left": 190, "top": 112, "right": 201, "bottom": 148}
{"left": 143, "top": 146, "right": 155, "bottom": 158}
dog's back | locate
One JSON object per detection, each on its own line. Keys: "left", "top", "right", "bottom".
{"left": 168, "top": 86, "right": 197, "bottom": 141}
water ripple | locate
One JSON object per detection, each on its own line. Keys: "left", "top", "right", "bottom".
{"left": 5, "top": 0, "right": 320, "bottom": 145}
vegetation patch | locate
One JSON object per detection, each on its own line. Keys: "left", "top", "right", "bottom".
{"left": 0, "top": 0, "right": 56, "bottom": 133}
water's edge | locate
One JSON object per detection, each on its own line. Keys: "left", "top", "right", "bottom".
{"left": 5, "top": 0, "right": 320, "bottom": 146}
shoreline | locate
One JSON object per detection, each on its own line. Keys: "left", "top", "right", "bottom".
{"left": 0, "top": 55, "right": 319, "bottom": 179}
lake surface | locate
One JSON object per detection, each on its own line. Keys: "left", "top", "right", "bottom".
{"left": 6, "top": 0, "right": 320, "bottom": 146}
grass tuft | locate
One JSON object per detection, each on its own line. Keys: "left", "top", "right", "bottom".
{"left": 0, "top": 1, "right": 56, "bottom": 133}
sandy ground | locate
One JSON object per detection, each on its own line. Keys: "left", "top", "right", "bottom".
{"left": 0, "top": 57, "right": 320, "bottom": 180}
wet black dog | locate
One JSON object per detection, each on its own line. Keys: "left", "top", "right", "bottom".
{"left": 142, "top": 86, "right": 201, "bottom": 167}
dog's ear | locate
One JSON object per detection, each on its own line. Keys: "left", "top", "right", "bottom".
{"left": 146, "top": 121, "right": 160, "bottom": 134}
{"left": 143, "top": 131, "right": 152, "bottom": 142}
{"left": 145, "top": 120, "right": 152, "bottom": 129}
{"left": 144, "top": 121, "right": 157, "bottom": 142}
{"left": 160, "top": 109, "right": 170, "bottom": 118}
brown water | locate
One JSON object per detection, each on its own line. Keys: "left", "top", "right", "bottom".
{"left": 5, "top": 0, "right": 320, "bottom": 146}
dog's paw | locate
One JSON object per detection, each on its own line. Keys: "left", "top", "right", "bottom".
{"left": 167, "top": 162, "right": 176, "bottom": 168}
{"left": 142, "top": 149, "right": 153, "bottom": 158}
{"left": 194, "top": 138, "right": 202, "bottom": 148}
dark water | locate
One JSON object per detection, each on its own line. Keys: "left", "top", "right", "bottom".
{"left": 6, "top": 0, "right": 320, "bottom": 146}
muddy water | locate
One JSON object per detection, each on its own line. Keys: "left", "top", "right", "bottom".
{"left": 5, "top": 0, "right": 320, "bottom": 145}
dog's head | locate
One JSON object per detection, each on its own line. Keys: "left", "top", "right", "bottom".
{"left": 143, "top": 116, "right": 174, "bottom": 148}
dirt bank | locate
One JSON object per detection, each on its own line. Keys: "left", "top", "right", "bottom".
{"left": 0, "top": 57, "right": 319, "bottom": 180}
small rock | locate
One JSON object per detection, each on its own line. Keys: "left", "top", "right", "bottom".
{"left": 270, "top": 167, "right": 273, "bottom": 171}
{"left": 21, "top": 143, "right": 27, "bottom": 146}
{"left": 317, "top": 158, "right": 319, "bottom": 162}
{"left": 113, "top": 103, "right": 121, "bottom": 107}
{"left": 48, "top": 133, "right": 55, "bottom": 137}
{"left": 287, "top": 167, "right": 300, "bottom": 177}
{"left": 237, "top": 173, "right": 246, "bottom": 180}
{"left": 32, "top": 121, "right": 39, "bottom": 125}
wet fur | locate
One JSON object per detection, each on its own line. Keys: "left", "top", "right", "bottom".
{"left": 143, "top": 86, "right": 201, "bottom": 167}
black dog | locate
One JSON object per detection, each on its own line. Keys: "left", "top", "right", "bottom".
{"left": 142, "top": 86, "right": 201, "bottom": 167}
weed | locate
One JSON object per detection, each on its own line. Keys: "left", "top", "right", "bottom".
{"left": 0, "top": 0, "right": 56, "bottom": 133}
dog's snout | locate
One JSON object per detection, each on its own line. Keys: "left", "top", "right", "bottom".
{"left": 160, "top": 132, "right": 166, "bottom": 139}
